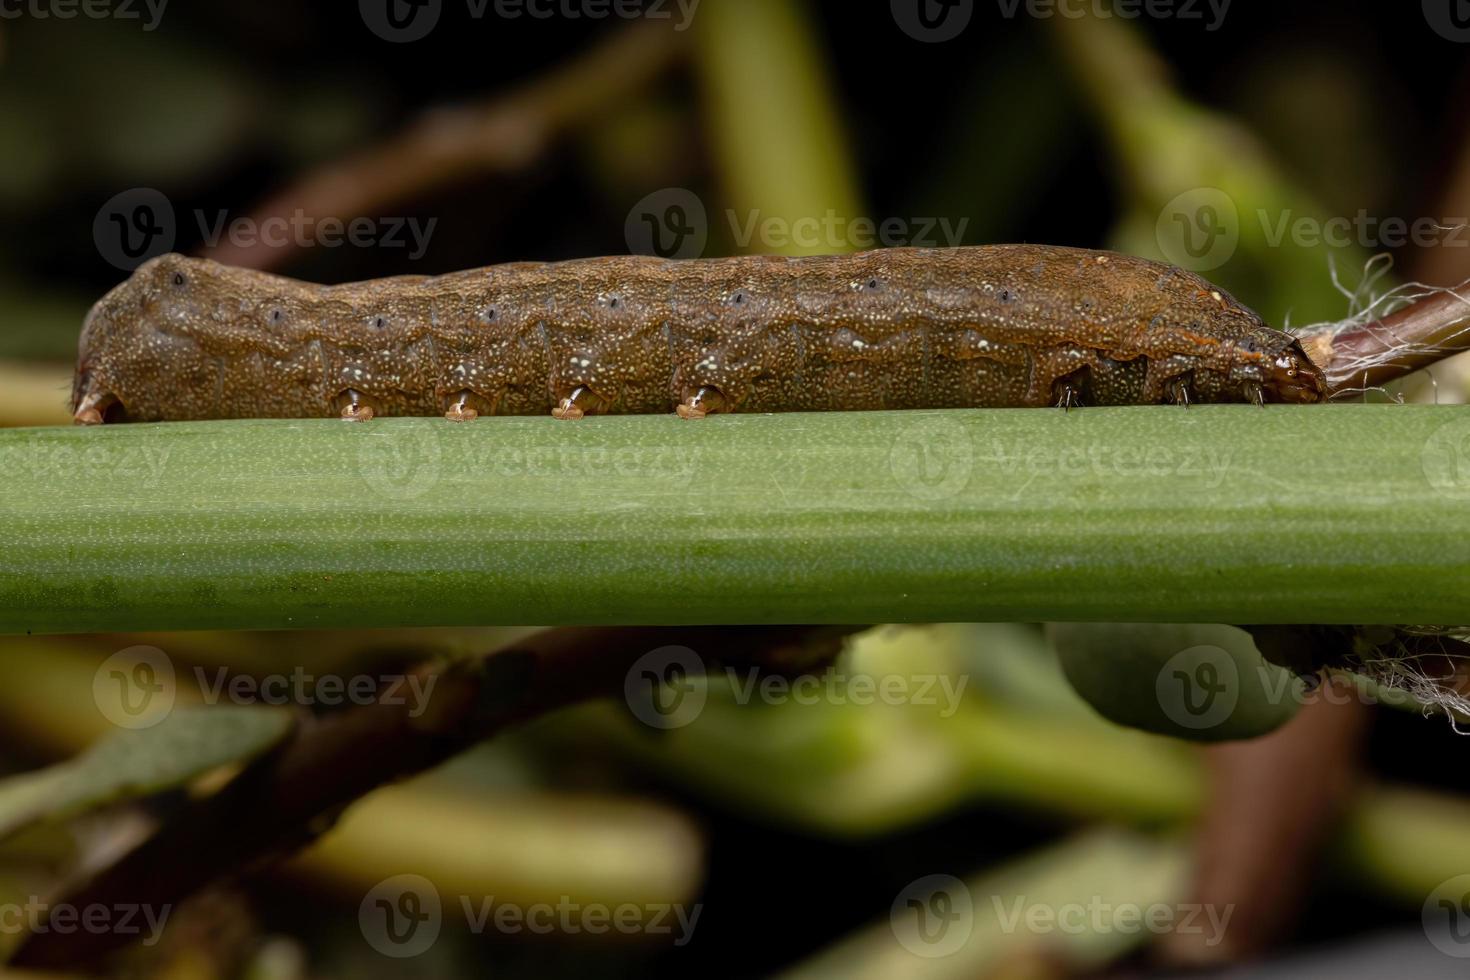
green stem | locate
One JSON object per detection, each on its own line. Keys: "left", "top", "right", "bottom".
{"left": 694, "top": 0, "right": 864, "bottom": 255}
{"left": 3, "top": 405, "right": 1469, "bottom": 633}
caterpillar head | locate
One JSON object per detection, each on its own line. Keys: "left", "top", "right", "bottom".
{"left": 1228, "top": 325, "right": 1330, "bottom": 405}
{"left": 1265, "top": 340, "right": 1330, "bottom": 404}
{"left": 73, "top": 254, "right": 230, "bottom": 423}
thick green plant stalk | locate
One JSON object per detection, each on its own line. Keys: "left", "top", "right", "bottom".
{"left": 2, "top": 405, "right": 1468, "bottom": 633}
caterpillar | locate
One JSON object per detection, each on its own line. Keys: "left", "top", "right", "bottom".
{"left": 71, "top": 244, "right": 1328, "bottom": 424}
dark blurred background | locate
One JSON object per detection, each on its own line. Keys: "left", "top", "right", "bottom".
{"left": 3, "top": 2, "right": 1470, "bottom": 978}
{"left": 4, "top": 2, "right": 1470, "bottom": 351}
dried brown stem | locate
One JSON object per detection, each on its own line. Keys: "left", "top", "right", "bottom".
{"left": 8, "top": 625, "right": 855, "bottom": 970}
{"left": 1302, "top": 285, "right": 1470, "bottom": 396}
{"left": 203, "top": 20, "right": 688, "bottom": 271}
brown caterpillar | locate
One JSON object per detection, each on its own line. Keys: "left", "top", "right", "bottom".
{"left": 71, "top": 245, "right": 1328, "bottom": 424}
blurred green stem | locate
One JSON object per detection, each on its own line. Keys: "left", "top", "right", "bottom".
{"left": 695, "top": 0, "right": 864, "bottom": 254}
{"left": 1050, "top": 12, "right": 1379, "bottom": 326}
